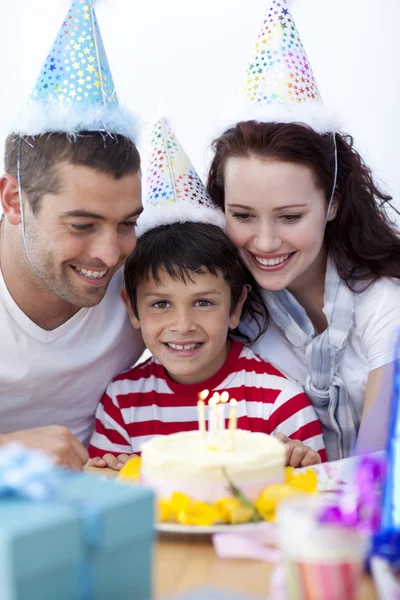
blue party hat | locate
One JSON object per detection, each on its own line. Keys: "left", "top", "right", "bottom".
{"left": 372, "top": 337, "right": 400, "bottom": 571}
{"left": 13, "top": 1, "right": 137, "bottom": 141}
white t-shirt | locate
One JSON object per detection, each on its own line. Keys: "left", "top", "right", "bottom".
{"left": 0, "top": 268, "right": 144, "bottom": 446}
{"left": 244, "top": 278, "right": 400, "bottom": 430}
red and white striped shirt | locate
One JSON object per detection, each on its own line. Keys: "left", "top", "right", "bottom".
{"left": 88, "top": 340, "right": 327, "bottom": 461}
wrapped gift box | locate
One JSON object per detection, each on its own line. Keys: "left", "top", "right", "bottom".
{"left": 0, "top": 471, "right": 154, "bottom": 600}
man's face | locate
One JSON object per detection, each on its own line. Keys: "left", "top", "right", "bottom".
{"left": 23, "top": 161, "right": 142, "bottom": 307}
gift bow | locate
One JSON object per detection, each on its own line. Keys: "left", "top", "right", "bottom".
{"left": 0, "top": 443, "right": 56, "bottom": 501}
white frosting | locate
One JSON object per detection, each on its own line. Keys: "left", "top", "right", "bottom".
{"left": 140, "top": 430, "right": 286, "bottom": 502}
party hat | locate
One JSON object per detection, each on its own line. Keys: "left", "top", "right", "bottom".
{"left": 137, "top": 118, "right": 224, "bottom": 236}
{"left": 372, "top": 339, "right": 400, "bottom": 572}
{"left": 225, "top": 0, "right": 340, "bottom": 133}
{"left": 12, "top": 1, "right": 137, "bottom": 141}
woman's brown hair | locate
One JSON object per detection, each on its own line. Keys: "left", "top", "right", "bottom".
{"left": 207, "top": 121, "right": 400, "bottom": 289}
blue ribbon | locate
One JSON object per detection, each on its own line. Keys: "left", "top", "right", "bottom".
{"left": 0, "top": 443, "right": 102, "bottom": 599}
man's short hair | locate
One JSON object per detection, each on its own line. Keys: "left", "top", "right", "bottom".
{"left": 4, "top": 132, "right": 141, "bottom": 214}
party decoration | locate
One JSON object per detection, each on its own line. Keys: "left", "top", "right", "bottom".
{"left": 224, "top": 0, "right": 341, "bottom": 133}
{"left": 318, "top": 454, "right": 385, "bottom": 534}
{"left": 13, "top": 0, "right": 138, "bottom": 141}
{"left": 242, "top": 0, "right": 321, "bottom": 107}
{"left": 137, "top": 118, "right": 224, "bottom": 235}
{"left": 372, "top": 344, "right": 400, "bottom": 571}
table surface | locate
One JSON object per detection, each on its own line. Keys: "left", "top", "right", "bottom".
{"left": 85, "top": 465, "right": 378, "bottom": 599}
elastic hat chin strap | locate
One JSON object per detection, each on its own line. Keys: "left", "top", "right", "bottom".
{"left": 17, "top": 139, "right": 45, "bottom": 282}
{"left": 324, "top": 133, "right": 338, "bottom": 228}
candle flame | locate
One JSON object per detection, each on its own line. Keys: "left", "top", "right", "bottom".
{"left": 211, "top": 391, "right": 220, "bottom": 404}
{"left": 198, "top": 389, "right": 209, "bottom": 401}
{"left": 220, "top": 391, "right": 230, "bottom": 403}
{"left": 230, "top": 398, "right": 237, "bottom": 407}
{"left": 209, "top": 397, "right": 218, "bottom": 407}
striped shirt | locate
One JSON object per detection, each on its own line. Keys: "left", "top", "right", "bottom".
{"left": 88, "top": 340, "right": 327, "bottom": 461}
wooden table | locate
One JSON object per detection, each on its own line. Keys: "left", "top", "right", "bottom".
{"left": 85, "top": 466, "right": 378, "bottom": 599}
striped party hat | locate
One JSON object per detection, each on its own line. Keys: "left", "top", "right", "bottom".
{"left": 226, "top": 0, "right": 340, "bottom": 133}
{"left": 13, "top": 0, "right": 137, "bottom": 141}
{"left": 137, "top": 118, "right": 224, "bottom": 236}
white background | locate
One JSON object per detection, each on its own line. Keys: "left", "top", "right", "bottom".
{"left": 0, "top": 0, "right": 399, "bottom": 216}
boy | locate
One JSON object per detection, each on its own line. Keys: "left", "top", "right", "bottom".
{"left": 89, "top": 220, "right": 326, "bottom": 468}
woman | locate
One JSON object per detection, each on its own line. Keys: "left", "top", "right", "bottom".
{"left": 207, "top": 120, "right": 400, "bottom": 460}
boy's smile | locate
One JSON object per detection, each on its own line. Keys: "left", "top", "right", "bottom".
{"left": 123, "top": 268, "right": 245, "bottom": 385}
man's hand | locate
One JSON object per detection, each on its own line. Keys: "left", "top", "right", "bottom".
{"left": 89, "top": 453, "right": 132, "bottom": 471}
{"left": 275, "top": 432, "right": 322, "bottom": 468}
{"left": 0, "top": 425, "right": 88, "bottom": 470}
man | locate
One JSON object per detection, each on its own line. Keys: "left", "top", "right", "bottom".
{"left": 0, "top": 1, "right": 144, "bottom": 468}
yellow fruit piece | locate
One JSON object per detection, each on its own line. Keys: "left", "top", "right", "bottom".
{"left": 158, "top": 498, "right": 173, "bottom": 523}
{"left": 170, "top": 492, "right": 191, "bottom": 519}
{"left": 176, "top": 501, "right": 219, "bottom": 527}
{"left": 255, "top": 484, "right": 299, "bottom": 521}
{"left": 289, "top": 469, "right": 318, "bottom": 493}
{"left": 285, "top": 466, "right": 295, "bottom": 483}
{"left": 117, "top": 455, "right": 141, "bottom": 481}
{"left": 214, "top": 497, "right": 255, "bottom": 524}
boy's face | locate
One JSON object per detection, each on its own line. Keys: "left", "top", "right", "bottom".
{"left": 123, "top": 269, "right": 246, "bottom": 385}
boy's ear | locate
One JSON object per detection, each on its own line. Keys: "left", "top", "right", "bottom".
{"left": 228, "top": 285, "right": 248, "bottom": 330}
{"left": 121, "top": 288, "right": 141, "bottom": 330}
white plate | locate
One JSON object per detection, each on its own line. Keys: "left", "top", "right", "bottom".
{"left": 156, "top": 521, "right": 273, "bottom": 535}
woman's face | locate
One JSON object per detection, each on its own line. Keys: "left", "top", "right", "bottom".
{"left": 224, "top": 155, "right": 331, "bottom": 293}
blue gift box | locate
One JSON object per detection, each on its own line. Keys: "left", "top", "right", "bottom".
{"left": 0, "top": 471, "right": 154, "bottom": 600}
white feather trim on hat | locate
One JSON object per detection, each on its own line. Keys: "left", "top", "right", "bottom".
{"left": 217, "top": 101, "right": 342, "bottom": 137}
{"left": 136, "top": 202, "right": 226, "bottom": 238}
{"left": 11, "top": 102, "right": 139, "bottom": 143}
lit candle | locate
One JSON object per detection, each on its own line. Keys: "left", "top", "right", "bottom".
{"left": 228, "top": 399, "right": 237, "bottom": 448}
{"left": 208, "top": 396, "right": 218, "bottom": 448}
{"left": 197, "top": 389, "right": 209, "bottom": 438}
{"left": 220, "top": 391, "right": 230, "bottom": 403}
{"left": 217, "top": 391, "right": 230, "bottom": 439}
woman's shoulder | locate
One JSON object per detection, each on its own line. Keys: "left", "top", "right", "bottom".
{"left": 353, "top": 277, "right": 400, "bottom": 316}
{"left": 351, "top": 277, "right": 400, "bottom": 366}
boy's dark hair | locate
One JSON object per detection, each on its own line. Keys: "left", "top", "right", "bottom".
{"left": 4, "top": 132, "right": 141, "bottom": 215}
{"left": 124, "top": 221, "right": 268, "bottom": 344}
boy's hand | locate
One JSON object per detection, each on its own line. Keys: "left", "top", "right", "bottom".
{"left": 275, "top": 433, "right": 321, "bottom": 468}
{"left": 89, "top": 453, "right": 132, "bottom": 471}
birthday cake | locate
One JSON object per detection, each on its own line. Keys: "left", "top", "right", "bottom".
{"left": 140, "top": 429, "right": 286, "bottom": 503}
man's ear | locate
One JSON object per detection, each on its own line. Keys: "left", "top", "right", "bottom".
{"left": 228, "top": 285, "right": 248, "bottom": 330}
{"left": 121, "top": 288, "right": 141, "bottom": 329}
{"left": 0, "top": 174, "right": 24, "bottom": 225}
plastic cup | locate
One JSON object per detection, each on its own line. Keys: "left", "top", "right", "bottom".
{"left": 276, "top": 496, "right": 370, "bottom": 600}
